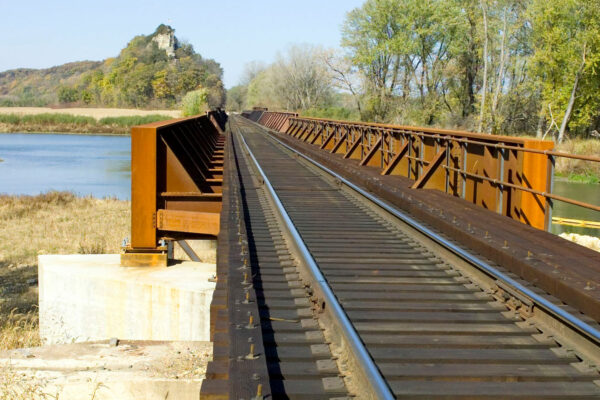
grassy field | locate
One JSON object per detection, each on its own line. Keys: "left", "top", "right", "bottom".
{"left": 0, "top": 192, "right": 130, "bottom": 351}
{"left": 0, "top": 107, "right": 180, "bottom": 134}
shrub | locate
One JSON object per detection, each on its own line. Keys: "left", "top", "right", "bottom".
{"left": 556, "top": 139, "right": 600, "bottom": 180}
{"left": 303, "top": 107, "right": 360, "bottom": 121}
{"left": 98, "top": 114, "right": 172, "bottom": 127}
{"left": 181, "top": 88, "right": 208, "bottom": 116}
{"left": 0, "top": 114, "right": 21, "bottom": 124}
{"left": 20, "top": 113, "right": 96, "bottom": 126}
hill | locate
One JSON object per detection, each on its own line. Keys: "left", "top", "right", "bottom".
{"left": 0, "top": 25, "right": 225, "bottom": 109}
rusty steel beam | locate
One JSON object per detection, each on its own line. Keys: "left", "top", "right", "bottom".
{"left": 157, "top": 209, "right": 220, "bottom": 236}
{"left": 359, "top": 137, "right": 382, "bottom": 166}
{"left": 248, "top": 109, "right": 298, "bottom": 132}
{"left": 247, "top": 113, "right": 589, "bottom": 231}
{"left": 122, "top": 110, "right": 226, "bottom": 267}
{"left": 381, "top": 141, "right": 409, "bottom": 175}
{"left": 411, "top": 147, "right": 447, "bottom": 189}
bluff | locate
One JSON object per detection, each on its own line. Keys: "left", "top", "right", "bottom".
{"left": 0, "top": 25, "right": 225, "bottom": 109}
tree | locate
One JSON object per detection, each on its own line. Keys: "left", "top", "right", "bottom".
{"left": 323, "top": 50, "right": 365, "bottom": 118}
{"left": 57, "top": 86, "right": 79, "bottom": 103}
{"left": 240, "top": 61, "right": 267, "bottom": 86}
{"left": 181, "top": 88, "right": 208, "bottom": 116}
{"left": 478, "top": 0, "right": 489, "bottom": 132}
{"left": 271, "top": 45, "right": 333, "bottom": 110}
{"left": 342, "top": 0, "right": 462, "bottom": 123}
{"left": 342, "top": 0, "right": 407, "bottom": 121}
{"left": 244, "top": 45, "right": 334, "bottom": 111}
{"left": 226, "top": 85, "right": 248, "bottom": 111}
{"left": 529, "top": 0, "right": 600, "bottom": 142}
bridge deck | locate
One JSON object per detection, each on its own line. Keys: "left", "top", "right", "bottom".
{"left": 201, "top": 115, "right": 600, "bottom": 399}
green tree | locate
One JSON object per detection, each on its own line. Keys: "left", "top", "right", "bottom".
{"left": 152, "top": 69, "right": 172, "bottom": 100}
{"left": 342, "top": 0, "right": 462, "bottom": 123}
{"left": 57, "top": 86, "right": 79, "bottom": 103}
{"left": 181, "top": 88, "right": 208, "bottom": 116}
{"left": 529, "top": 0, "right": 600, "bottom": 142}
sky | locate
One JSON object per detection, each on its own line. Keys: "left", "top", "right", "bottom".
{"left": 1, "top": 0, "right": 365, "bottom": 88}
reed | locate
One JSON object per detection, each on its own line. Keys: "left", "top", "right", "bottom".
{"left": 0, "top": 113, "right": 172, "bottom": 134}
{"left": 0, "top": 192, "right": 130, "bottom": 351}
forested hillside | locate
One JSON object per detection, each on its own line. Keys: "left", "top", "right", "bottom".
{"left": 229, "top": 0, "right": 600, "bottom": 141}
{"left": 0, "top": 25, "right": 225, "bottom": 109}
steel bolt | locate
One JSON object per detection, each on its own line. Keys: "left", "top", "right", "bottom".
{"left": 246, "top": 315, "right": 255, "bottom": 329}
{"left": 243, "top": 291, "right": 252, "bottom": 304}
{"left": 245, "top": 343, "right": 258, "bottom": 360}
{"left": 253, "top": 383, "right": 263, "bottom": 400}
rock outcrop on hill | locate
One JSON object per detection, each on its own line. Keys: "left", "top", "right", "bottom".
{"left": 0, "top": 25, "right": 225, "bottom": 109}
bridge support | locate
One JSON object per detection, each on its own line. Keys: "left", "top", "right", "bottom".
{"left": 122, "top": 110, "right": 226, "bottom": 267}
{"left": 39, "top": 254, "right": 217, "bottom": 344}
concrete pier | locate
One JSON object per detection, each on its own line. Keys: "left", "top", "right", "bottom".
{"left": 39, "top": 254, "right": 216, "bottom": 344}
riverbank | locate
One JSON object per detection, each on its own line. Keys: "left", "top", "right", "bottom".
{"left": 0, "top": 113, "right": 174, "bottom": 134}
{"left": 555, "top": 139, "right": 600, "bottom": 184}
{"left": 0, "top": 192, "right": 130, "bottom": 350}
{"left": 0, "top": 106, "right": 181, "bottom": 118}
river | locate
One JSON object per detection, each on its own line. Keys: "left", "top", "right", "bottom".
{"left": 0, "top": 133, "right": 130, "bottom": 200}
{"left": 0, "top": 133, "right": 598, "bottom": 236}
{"left": 551, "top": 180, "right": 600, "bottom": 237}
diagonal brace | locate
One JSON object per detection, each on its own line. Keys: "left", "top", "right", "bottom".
{"left": 411, "top": 147, "right": 447, "bottom": 189}
{"left": 381, "top": 142, "right": 409, "bottom": 175}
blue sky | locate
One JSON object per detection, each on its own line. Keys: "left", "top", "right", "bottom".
{"left": 1, "top": 0, "right": 365, "bottom": 88}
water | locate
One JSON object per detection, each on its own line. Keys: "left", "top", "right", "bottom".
{"left": 551, "top": 180, "right": 600, "bottom": 237}
{"left": 0, "top": 133, "right": 130, "bottom": 200}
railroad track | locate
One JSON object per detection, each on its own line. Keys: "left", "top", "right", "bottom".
{"left": 227, "top": 114, "right": 600, "bottom": 399}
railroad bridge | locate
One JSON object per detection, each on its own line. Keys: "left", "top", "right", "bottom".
{"left": 122, "top": 110, "right": 600, "bottom": 399}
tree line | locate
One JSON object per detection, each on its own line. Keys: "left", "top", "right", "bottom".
{"left": 228, "top": 0, "right": 600, "bottom": 142}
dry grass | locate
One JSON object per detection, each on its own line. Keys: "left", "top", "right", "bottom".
{"left": 0, "top": 363, "right": 58, "bottom": 400}
{"left": 0, "top": 191, "right": 130, "bottom": 351}
{"left": 0, "top": 107, "right": 180, "bottom": 119}
{"left": 556, "top": 139, "right": 600, "bottom": 181}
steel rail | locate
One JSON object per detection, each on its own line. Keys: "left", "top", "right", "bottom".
{"left": 235, "top": 124, "right": 396, "bottom": 400}
{"left": 260, "top": 129, "right": 600, "bottom": 346}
